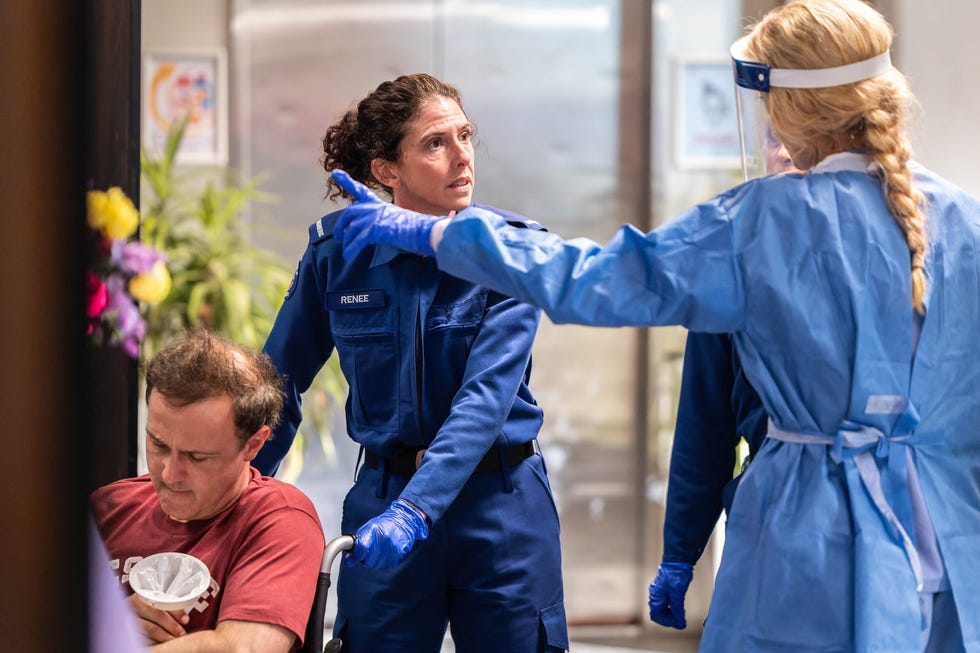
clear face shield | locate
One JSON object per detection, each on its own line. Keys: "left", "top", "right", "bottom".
{"left": 729, "top": 35, "right": 893, "bottom": 181}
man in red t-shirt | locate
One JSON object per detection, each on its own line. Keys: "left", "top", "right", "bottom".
{"left": 90, "top": 329, "right": 325, "bottom": 652}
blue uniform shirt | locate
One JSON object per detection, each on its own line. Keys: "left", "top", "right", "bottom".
{"left": 257, "top": 205, "right": 545, "bottom": 524}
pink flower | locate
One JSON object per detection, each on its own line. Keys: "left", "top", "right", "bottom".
{"left": 86, "top": 271, "right": 108, "bottom": 319}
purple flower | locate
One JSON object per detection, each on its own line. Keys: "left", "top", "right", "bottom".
{"left": 115, "top": 299, "right": 147, "bottom": 342}
{"left": 105, "top": 274, "right": 148, "bottom": 357}
{"left": 111, "top": 239, "right": 167, "bottom": 276}
{"left": 104, "top": 274, "right": 128, "bottom": 308}
{"left": 120, "top": 332, "right": 143, "bottom": 359}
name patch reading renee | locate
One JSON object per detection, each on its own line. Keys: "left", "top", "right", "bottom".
{"left": 327, "top": 289, "right": 386, "bottom": 310}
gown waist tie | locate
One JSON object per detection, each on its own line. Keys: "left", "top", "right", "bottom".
{"left": 766, "top": 417, "right": 924, "bottom": 591}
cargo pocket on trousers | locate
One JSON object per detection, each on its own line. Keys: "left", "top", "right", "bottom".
{"left": 539, "top": 601, "right": 569, "bottom": 652}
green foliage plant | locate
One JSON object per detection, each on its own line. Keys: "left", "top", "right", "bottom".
{"left": 139, "top": 120, "right": 290, "bottom": 356}
{"left": 139, "top": 118, "right": 346, "bottom": 481}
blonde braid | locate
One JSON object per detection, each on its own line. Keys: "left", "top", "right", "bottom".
{"left": 864, "top": 95, "right": 928, "bottom": 313}
{"left": 746, "top": 0, "right": 928, "bottom": 314}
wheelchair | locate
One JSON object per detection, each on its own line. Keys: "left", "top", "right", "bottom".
{"left": 299, "top": 535, "right": 354, "bottom": 653}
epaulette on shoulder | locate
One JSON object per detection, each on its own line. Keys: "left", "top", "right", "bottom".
{"left": 308, "top": 210, "right": 344, "bottom": 244}
{"left": 472, "top": 203, "right": 547, "bottom": 232}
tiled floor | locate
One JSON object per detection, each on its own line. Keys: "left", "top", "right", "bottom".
{"left": 568, "top": 624, "right": 701, "bottom": 652}
{"left": 437, "top": 624, "right": 701, "bottom": 652}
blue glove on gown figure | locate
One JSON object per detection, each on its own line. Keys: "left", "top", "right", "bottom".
{"left": 648, "top": 561, "right": 694, "bottom": 629}
{"left": 346, "top": 499, "right": 430, "bottom": 569}
{"left": 332, "top": 169, "right": 441, "bottom": 259}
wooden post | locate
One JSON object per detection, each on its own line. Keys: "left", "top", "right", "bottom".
{"left": 0, "top": 1, "right": 92, "bottom": 650}
{"left": 86, "top": 0, "right": 143, "bottom": 492}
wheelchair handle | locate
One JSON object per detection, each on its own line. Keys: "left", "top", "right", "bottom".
{"left": 321, "top": 535, "right": 355, "bottom": 574}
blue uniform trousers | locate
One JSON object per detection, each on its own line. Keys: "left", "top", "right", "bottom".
{"left": 334, "top": 454, "right": 568, "bottom": 652}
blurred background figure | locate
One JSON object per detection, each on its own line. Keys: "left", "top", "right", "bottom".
{"left": 89, "top": 518, "right": 147, "bottom": 653}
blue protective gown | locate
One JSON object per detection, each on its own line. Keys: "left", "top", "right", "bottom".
{"left": 258, "top": 206, "right": 567, "bottom": 652}
{"left": 663, "top": 332, "right": 767, "bottom": 566}
{"left": 431, "top": 153, "right": 980, "bottom": 652}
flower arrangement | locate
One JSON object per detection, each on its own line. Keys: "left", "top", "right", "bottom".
{"left": 87, "top": 186, "right": 172, "bottom": 358}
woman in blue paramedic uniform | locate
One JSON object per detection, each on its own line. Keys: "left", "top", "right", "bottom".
{"left": 331, "top": 2, "right": 980, "bottom": 650}
{"left": 256, "top": 74, "right": 567, "bottom": 653}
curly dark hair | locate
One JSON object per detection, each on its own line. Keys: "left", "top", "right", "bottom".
{"left": 321, "top": 73, "right": 466, "bottom": 201}
{"left": 144, "top": 329, "right": 285, "bottom": 446}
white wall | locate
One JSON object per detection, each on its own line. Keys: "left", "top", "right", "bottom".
{"left": 143, "top": 0, "right": 980, "bottom": 201}
{"left": 890, "top": 1, "right": 980, "bottom": 196}
{"left": 142, "top": 0, "right": 227, "bottom": 50}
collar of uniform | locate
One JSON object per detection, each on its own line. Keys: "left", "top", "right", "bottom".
{"left": 810, "top": 150, "right": 874, "bottom": 174}
{"left": 810, "top": 150, "right": 924, "bottom": 178}
{"left": 369, "top": 243, "right": 401, "bottom": 267}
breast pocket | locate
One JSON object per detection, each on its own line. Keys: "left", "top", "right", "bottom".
{"left": 425, "top": 293, "right": 486, "bottom": 416}
{"left": 331, "top": 306, "right": 399, "bottom": 432}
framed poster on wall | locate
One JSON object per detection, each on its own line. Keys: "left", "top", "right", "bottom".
{"left": 672, "top": 54, "right": 740, "bottom": 170}
{"left": 142, "top": 48, "right": 228, "bottom": 165}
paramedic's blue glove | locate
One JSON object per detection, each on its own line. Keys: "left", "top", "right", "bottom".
{"left": 648, "top": 561, "right": 694, "bottom": 629}
{"left": 345, "top": 499, "right": 430, "bottom": 569}
{"left": 332, "top": 169, "right": 441, "bottom": 259}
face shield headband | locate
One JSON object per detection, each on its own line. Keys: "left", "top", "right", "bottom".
{"left": 729, "top": 35, "right": 893, "bottom": 179}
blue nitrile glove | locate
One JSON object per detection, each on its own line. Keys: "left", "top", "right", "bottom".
{"left": 331, "top": 169, "right": 442, "bottom": 259}
{"left": 345, "top": 499, "right": 430, "bottom": 569}
{"left": 648, "top": 561, "right": 694, "bottom": 629}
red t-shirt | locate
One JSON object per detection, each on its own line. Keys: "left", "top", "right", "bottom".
{"left": 90, "top": 468, "right": 324, "bottom": 649}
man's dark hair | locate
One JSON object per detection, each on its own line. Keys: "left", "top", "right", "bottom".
{"left": 144, "top": 329, "right": 285, "bottom": 446}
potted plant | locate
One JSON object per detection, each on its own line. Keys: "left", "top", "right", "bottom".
{"left": 139, "top": 119, "right": 345, "bottom": 480}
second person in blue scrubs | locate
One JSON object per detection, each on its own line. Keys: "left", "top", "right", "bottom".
{"left": 255, "top": 73, "right": 567, "bottom": 653}
{"left": 648, "top": 332, "right": 767, "bottom": 630}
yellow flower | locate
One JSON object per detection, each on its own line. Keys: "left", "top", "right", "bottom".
{"left": 129, "top": 261, "right": 172, "bottom": 304}
{"left": 87, "top": 190, "right": 109, "bottom": 230}
{"left": 88, "top": 186, "right": 139, "bottom": 240}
